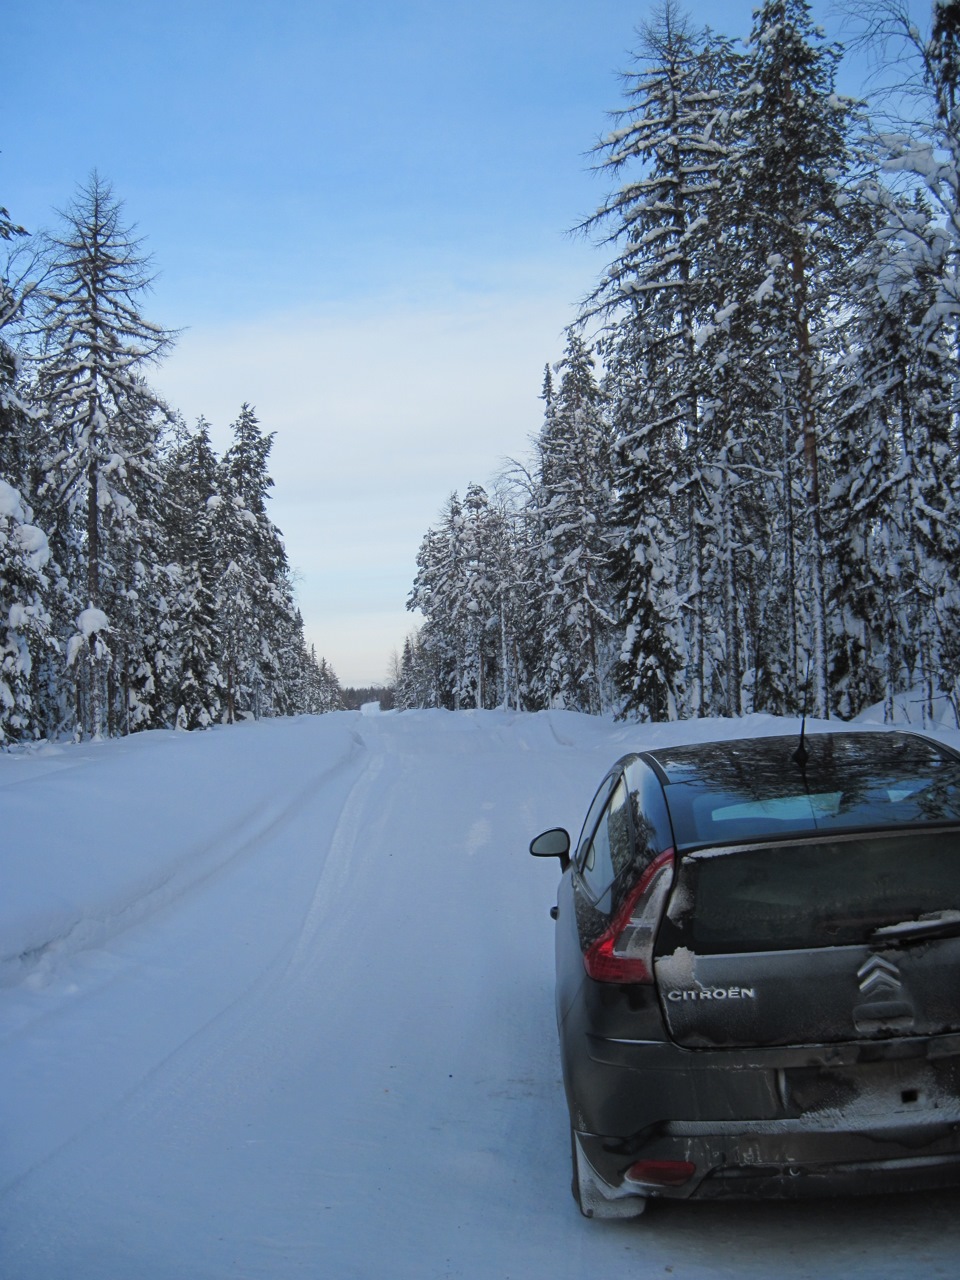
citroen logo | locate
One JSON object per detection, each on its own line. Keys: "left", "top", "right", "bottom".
{"left": 857, "top": 954, "right": 902, "bottom": 996}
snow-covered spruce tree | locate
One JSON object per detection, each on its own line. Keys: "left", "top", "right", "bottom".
{"left": 393, "top": 634, "right": 417, "bottom": 710}
{"left": 483, "top": 487, "right": 537, "bottom": 710}
{"left": 0, "top": 478, "right": 52, "bottom": 742}
{"left": 866, "top": 0, "right": 960, "bottom": 319}
{"left": 229, "top": 409, "right": 301, "bottom": 697}
{"left": 162, "top": 415, "right": 224, "bottom": 728}
{"left": 408, "top": 486, "right": 528, "bottom": 711}
{"left": 295, "top": 641, "right": 317, "bottom": 714}
{"left": 532, "top": 334, "right": 616, "bottom": 714}
{"left": 408, "top": 498, "right": 465, "bottom": 709}
{"left": 605, "top": 344, "right": 688, "bottom": 720}
{"left": 1, "top": 202, "right": 33, "bottom": 489}
{"left": 724, "top": 0, "right": 861, "bottom": 718}
{"left": 499, "top": 476, "right": 549, "bottom": 712}
{"left": 399, "top": 627, "right": 448, "bottom": 710}
{"left": 290, "top": 637, "right": 336, "bottom": 715}
{"left": 0, "top": 203, "right": 56, "bottom": 741}
{"left": 825, "top": 178, "right": 959, "bottom": 723}
{"left": 395, "top": 631, "right": 431, "bottom": 710}
{"left": 313, "top": 653, "right": 344, "bottom": 712}
{"left": 103, "top": 384, "right": 181, "bottom": 735}
{"left": 211, "top": 404, "right": 301, "bottom": 721}
{"left": 457, "top": 483, "right": 500, "bottom": 709}
{"left": 497, "top": 389, "right": 557, "bottom": 713}
{"left": 575, "top": 2, "right": 740, "bottom": 720}
{"left": 687, "top": 209, "right": 805, "bottom": 719}
{"left": 845, "top": 1, "right": 960, "bottom": 717}
{"left": 576, "top": 1, "right": 738, "bottom": 357}
{"left": 31, "top": 174, "right": 175, "bottom": 738}
{"left": 407, "top": 533, "right": 442, "bottom": 708}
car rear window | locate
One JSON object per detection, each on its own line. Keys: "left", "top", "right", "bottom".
{"left": 661, "top": 829, "right": 960, "bottom": 953}
{"left": 654, "top": 734, "right": 960, "bottom": 849}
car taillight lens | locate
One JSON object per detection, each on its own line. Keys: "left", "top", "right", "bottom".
{"left": 624, "top": 1159, "right": 696, "bottom": 1188}
{"left": 583, "top": 849, "right": 675, "bottom": 983}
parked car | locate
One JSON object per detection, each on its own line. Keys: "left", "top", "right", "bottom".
{"left": 531, "top": 729, "right": 960, "bottom": 1218}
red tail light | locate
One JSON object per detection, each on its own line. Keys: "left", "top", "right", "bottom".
{"left": 625, "top": 1159, "right": 696, "bottom": 1188}
{"left": 583, "top": 849, "right": 675, "bottom": 983}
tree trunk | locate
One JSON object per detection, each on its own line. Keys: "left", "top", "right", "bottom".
{"left": 791, "top": 240, "right": 829, "bottom": 719}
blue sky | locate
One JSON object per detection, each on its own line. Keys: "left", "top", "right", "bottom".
{"left": 5, "top": 0, "right": 921, "bottom": 685}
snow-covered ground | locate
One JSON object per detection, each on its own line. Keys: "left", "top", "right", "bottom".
{"left": 2, "top": 708, "right": 960, "bottom": 1279}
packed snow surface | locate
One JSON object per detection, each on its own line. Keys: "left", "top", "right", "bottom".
{"left": 2, "top": 709, "right": 960, "bottom": 1278}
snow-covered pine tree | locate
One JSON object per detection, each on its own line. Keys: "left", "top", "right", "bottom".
{"left": 533, "top": 334, "right": 615, "bottom": 714}
{"left": 0, "top": 477, "right": 52, "bottom": 742}
{"left": 314, "top": 654, "right": 344, "bottom": 713}
{"left": 497, "top": 390, "right": 555, "bottom": 713}
{"left": 689, "top": 227, "right": 798, "bottom": 718}
{"left": 408, "top": 499, "right": 465, "bottom": 710}
{"left": 162, "top": 415, "right": 224, "bottom": 728}
{"left": 836, "top": 2, "right": 960, "bottom": 718}
{"left": 576, "top": 0, "right": 737, "bottom": 357}
{"left": 575, "top": 2, "right": 740, "bottom": 720}
{"left": 1, "top": 205, "right": 33, "bottom": 488}
{"left": 496, "top": 482, "right": 546, "bottom": 711}
{"left": 605, "top": 345, "right": 688, "bottom": 720}
{"left": 394, "top": 632, "right": 429, "bottom": 711}
{"left": 212, "top": 404, "right": 301, "bottom": 720}
{"left": 0, "top": 204, "right": 56, "bottom": 741}
{"left": 726, "top": 0, "right": 860, "bottom": 717}
{"left": 31, "top": 174, "right": 175, "bottom": 738}
{"left": 456, "top": 482, "right": 500, "bottom": 709}
{"left": 827, "top": 183, "right": 921, "bottom": 715}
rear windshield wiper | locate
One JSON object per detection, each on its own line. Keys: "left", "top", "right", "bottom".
{"left": 870, "top": 909, "right": 960, "bottom": 945}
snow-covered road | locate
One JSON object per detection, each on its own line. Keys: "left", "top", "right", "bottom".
{"left": 2, "top": 710, "right": 959, "bottom": 1278}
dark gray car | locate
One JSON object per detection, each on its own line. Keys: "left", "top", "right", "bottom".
{"left": 531, "top": 730, "right": 960, "bottom": 1218}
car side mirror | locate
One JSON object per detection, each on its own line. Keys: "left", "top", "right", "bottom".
{"left": 530, "top": 827, "right": 571, "bottom": 871}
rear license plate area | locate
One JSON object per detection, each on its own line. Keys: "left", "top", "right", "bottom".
{"left": 779, "top": 1057, "right": 960, "bottom": 1119}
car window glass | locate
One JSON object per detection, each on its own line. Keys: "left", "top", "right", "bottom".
{"left": 576, "top": 775, "right": 615, "bottom": 867}
{"left": 581, "top": 778, "right": 630, "bottom": 903}
{"left": 654, "top": 734, "right": 960, "bottom": 850}
{"left": 625, "top": 757, "right": 675, "bottom": 870}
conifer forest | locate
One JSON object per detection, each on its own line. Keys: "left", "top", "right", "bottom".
{"left": 0, "top": 175, "right": 343, "bottom": 743}
{"left": 6, "top": 0, "right": 960, "bottom": 740}
{"left": 399, "top": 0, "right": 960, "bottom": 727}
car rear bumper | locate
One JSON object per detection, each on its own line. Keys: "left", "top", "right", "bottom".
{"left": 696, "top": 1153, "right": 960, "bottom": 1199}
{"left": 577, "top": 1117, "right": 960, "bottom": 1204}
{"left": 570, "top": 1030, "right": 960, "bottom": 1207}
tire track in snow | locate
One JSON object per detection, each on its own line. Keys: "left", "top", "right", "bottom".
{"left": 100, "top": 744, "right": 385, "bottom": 1121}
{"left": 1, "top": 723, "right": 368, "bottom": 992}
{"left": 0, "top": 730, "right": 373, "bottom": 1203}
{"left": 2, "top": 734, "right": 366, "bottom": 995}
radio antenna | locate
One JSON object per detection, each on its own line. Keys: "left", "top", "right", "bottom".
{"left": 792, "top": 653, "right": 812, "bottom": 771}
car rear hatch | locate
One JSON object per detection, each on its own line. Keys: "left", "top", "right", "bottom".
{"left": 653, "top": 827, "right": 960, "bottom": 1050}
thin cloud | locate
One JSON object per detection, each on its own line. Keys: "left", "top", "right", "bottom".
{"left": 153, "top": 277, "right": 584, "bottom": 685}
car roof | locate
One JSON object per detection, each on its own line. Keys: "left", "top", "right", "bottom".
{"left": 635, "top": 730, "right": 960, "bottom": 851}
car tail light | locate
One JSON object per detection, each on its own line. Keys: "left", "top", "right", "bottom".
{"left": 583, "top": 849, "right": 675, "bottom": 983}
{"left": 624, "top": 1159, "right": 696, "bottom": 1188}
